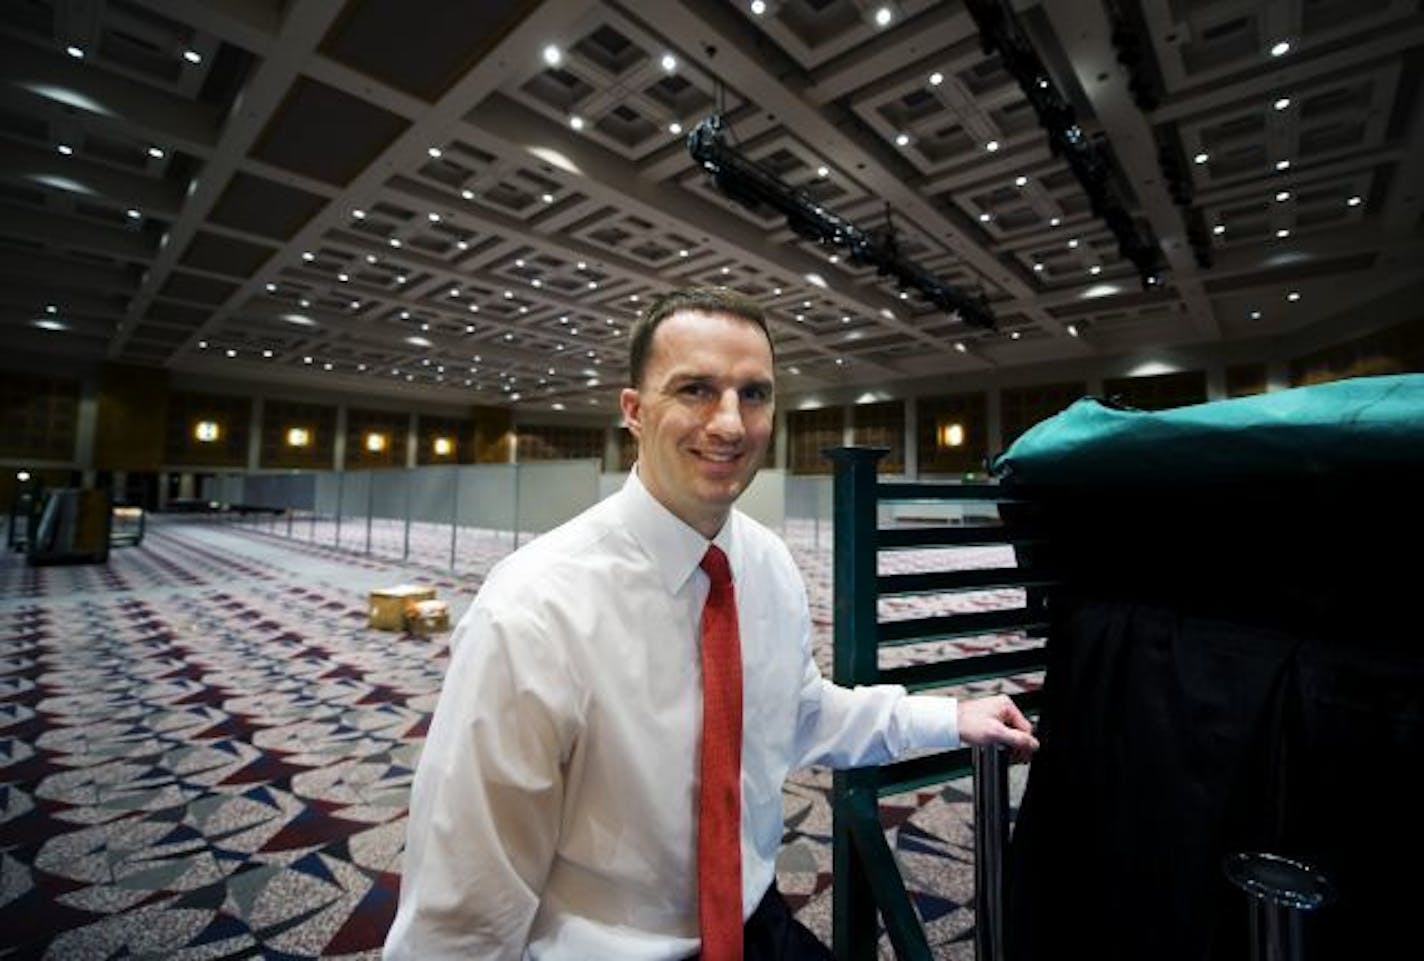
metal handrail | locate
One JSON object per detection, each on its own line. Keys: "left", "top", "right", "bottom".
{"left": 825, "top": 446, "right": 1050, "bottom": 961}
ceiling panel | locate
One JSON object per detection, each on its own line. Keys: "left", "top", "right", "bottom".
{"left": 0, "top": 0, "right": 1418, "bottom": 411}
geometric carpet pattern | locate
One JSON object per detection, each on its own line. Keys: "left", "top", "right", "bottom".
{"left": 1, "top": 515, "right": 1032, "bottom": 959}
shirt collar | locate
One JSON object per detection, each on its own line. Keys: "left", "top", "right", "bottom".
{"left": 621, "top": 467, "right": 737, "bottom": 595}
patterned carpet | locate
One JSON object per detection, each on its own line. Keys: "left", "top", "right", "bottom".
{"left": 1, "top": 515, "right": 1036, "bottom": 959}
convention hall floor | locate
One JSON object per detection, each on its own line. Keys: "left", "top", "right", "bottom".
{"left": 0, "top": 514, "right": 1035, "bottom": 959}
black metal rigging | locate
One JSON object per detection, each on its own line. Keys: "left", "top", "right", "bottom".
{"left": 687, "top": 115, "right": 996, "bottom": 331}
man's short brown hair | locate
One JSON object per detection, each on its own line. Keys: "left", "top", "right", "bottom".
{"left": 628, "top": 287, "right": 774, "bottom": 387}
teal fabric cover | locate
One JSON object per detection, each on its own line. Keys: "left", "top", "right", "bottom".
{"left": 989, "top": 373, "right": 1424, "bottom": 488}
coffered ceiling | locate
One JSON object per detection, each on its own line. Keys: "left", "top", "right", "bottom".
{"left": 1, "top": 0, "right": 1420, "bottom": 413}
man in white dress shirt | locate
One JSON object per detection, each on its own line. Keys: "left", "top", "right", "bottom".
{"left": 384, "top": 287, "right": 1039, "bottom": 960}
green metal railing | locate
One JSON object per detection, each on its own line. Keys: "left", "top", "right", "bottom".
{"left": 825, "top": 447, "right": 1053, "bottom": 960}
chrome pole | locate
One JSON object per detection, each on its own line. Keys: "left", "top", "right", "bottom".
{"left": 973, "top": 744, "right": 1010, "bottom": 961}
{"left": 1224, "top": 852, "right": 1334, "bottom": 961}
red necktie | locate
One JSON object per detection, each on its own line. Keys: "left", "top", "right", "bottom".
{"left": 698, "top": 545, "right": 743, "bottom": 960}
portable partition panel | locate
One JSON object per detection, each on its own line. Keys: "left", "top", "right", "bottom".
{"left": 512, "top": 460, "right": 600, "bottom": 545}
{"left": 335, "top": 470, "right": 373, "bottom": 553}
{"left": 242, "top": 472, "right": 315, "bottom": 512}
{"left": 407, "top": 466, "right": 458, "bottom": 568}
{"left": 784, "top": 475, "right": 833, "bottom": 549}
{"left": 825, "top": 447, "right": 1051, "bottom": 961}
{"left": 309, "top": 471, "right": 343, "bottom": 546}
{"left": 735, "top": 467, "right": 787, "bottom": 534}
{"left": 201, "top": 473, "right": 245, "bottom": 507}
{"left": 367, "top": 468, "right": 412, "bottom": 560}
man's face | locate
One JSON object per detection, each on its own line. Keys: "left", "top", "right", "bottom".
{"left": 620, "top": 309, "right": 775, "bottom": 538}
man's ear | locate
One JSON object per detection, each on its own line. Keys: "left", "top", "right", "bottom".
{"left": 619, "top": 387, "right": 642, "bottom": 439}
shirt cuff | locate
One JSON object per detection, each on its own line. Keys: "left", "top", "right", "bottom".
{"left": 899, "top": 694, "right": 959, "bottom": 751}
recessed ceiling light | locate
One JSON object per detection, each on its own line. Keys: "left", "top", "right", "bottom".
{"left": 301, "top": 251, "right": 315, "bottom": 262}
{"left": 1067, "top": 324, "right": 1078, "bottom": 337}
{"left": 1033, "top": 262, "right": 1045, "bottom": 272}
{"left": 1273, "top": 97, "right": 1291, "bottom": 110}
{"left": 265, "top": 282, "right": 277, "bottom": 292}
{"left": 1193, "top": 152, "right": 1209, "bottom": 164}
{"left": 661, "top": 53, "right": 677, "bottom": 72}
{"left": 461, "top": 189, "right": 474, "bottom": 200}
{"left": 1049, "top": 217, "right": 1061, "bottom": 227}
{"left": 226, "top": 348, "right": 237, "bottom": 358}
{"left": 33, "top": 319, "right": 66, "bottom": 331}
{"left": 427, "top": 146, "right": 442, "bottom": 159}
{"left": 817, "top": 165, "right": 829, "bottom": 177}
{"left": 57, "top": 144, "right": 73, "bottom": 156}
{"left": 147, "top": 146, "right": 165, "bottom": 159}
{"left": 979, "top": 212, "right": 992, "bottom": 222}
{"left": 668, "top": 122, "right": 682, "bottom": 135}
{"left": 183, "top": 49, "right": 202, "bottom": 64}
{"left": 66, "top": 45, "right": 84, "bottom": 59}
{"left": 1089, "top": 265, "right": 1102, "bottom": 275}
{"left": 428, "top": 211, "right": 441, "bottom": 222}
{"left": 750, "top": 0, "right": 766, "bottom": 14}
{"left": 1250, "top": 310, "right": 1262, "bottom": 319}
{"left": 1270, "top": 40, "right": 1291, "bottom": 57}
{"left": 1015, "top": 176, "right": 1027, "bottom": 187}
{"left": 543, "top": 44, "right": 561, "bottom": 67}
{"left": 954, "top": 342, "right": 967, "bottom": 353}
{"left": 1276, "top": 228, "right": 1290, "bottom": 238}
{"left": 1213, "top": 225, "right": 1226, "bottom": 235}
{"left": 985, "top": 140, "right": 1000, "bottom": 152}
{"left": 929, "top": 71, "right": 944, "bottom": 86}
{"left": 1067, "top": 238, "right": 1079, "bottom": 248}
{"left": 1287, "top": 291, "right": 1301, "bottom": 302}
{"left": 570, "top": 115, "right": 584, "bottom": 130}
{"left": 895, "top": 132, "right": 910, "bottom": 147}
{"left": 125, "top": 208, "right": 141, "bottom": 219}
{"left": 1275, "top": 159, "right": 1291, "bottom": 171}
{"left": 1347, "top": 195, "right": 1362, "bottom": 207}
{"left": 1275, "top": 190, "right": 1291, "bottom": 202}
{"left": 874, "top": 6, "right": 892, "bottom": 27}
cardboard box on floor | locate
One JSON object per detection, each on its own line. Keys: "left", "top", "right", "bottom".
{"left": 368, "top": 584, "right": 436, "bottom": 630}
{"left": 406, "top": 598, "right": 450, "bottom": 635}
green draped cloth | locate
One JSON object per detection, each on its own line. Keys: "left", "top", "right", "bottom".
{"left": 989, "top": 373, "right": 1424, "bottom": 488}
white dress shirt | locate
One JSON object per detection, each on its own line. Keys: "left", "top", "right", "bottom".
{"left": 384, "top": 470, "right": 960, "bottom": 960}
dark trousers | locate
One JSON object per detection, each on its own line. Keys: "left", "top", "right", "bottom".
{"left": 693, "top": 885, "right": 835, "bottom": 960}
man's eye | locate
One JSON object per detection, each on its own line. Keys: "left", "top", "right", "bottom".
{"left": 680, "top": 383, "right": 712, "bottom": 398}
{"left": 741, "top": 386, "right": 770, "bottom": 403}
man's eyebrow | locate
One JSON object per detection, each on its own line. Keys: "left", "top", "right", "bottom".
{"left": 664, "top": 372, "right": 711, "bottom": 386}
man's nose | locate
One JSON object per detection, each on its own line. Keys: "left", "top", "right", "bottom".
{"left": 706, "top": 389, "right": 745, "bottom": 439}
